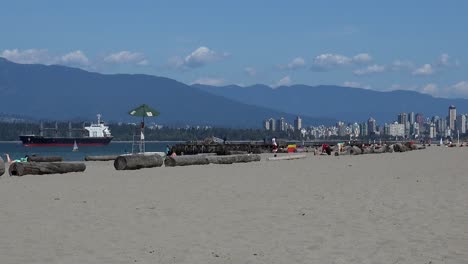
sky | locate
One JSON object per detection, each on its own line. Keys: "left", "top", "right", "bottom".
{"left": 1, "top": 0, "right": 468, "bottom": 98}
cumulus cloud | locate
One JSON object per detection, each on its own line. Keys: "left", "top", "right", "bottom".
{"left": 104, "top": 51, "right": 148, "bottom": 65}
{"left": 1, "top": 49, "right": 51, "bottom": 64}
{"left": 280, "top": 57, "right": 306, "bottom": 70}
{"left": 59, "top": 50, "right": 89, "bottom": 66}
{"left": 191, "top": 77, "right": 225, "bottom": 86}
{"left": 343, "top": 81, "right": 371, "bottom": 89}
{"left": 413, "top": 64, "right": 434, "bottom": 75}
{"left": 311, "top": 53, "right": 372, "bottom": 71}
{"left": 448, "top": 81, "right": 468, "bottom": 97}
{"left": 169, "top": 46, "right": 228, "bottom": 70}
{"left": 244, "top": 67, "right": 257, "bottom": 77}
{"left": 437, "top": 53, "right": 450, "bottom": 66}
{"left": 274, "top": 76, "right": 291, "bottom": 87}
{"left": 353, "top": 64, "right": 385, "bottom": 75}
{"left": 421, "top": 83, "right": 439, "bottom": 96}
{"left": 352, "top": 53, "right": 372, "bottom": 63}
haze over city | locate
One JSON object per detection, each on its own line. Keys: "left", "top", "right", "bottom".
{"left": 1, "top": 1, "right": 468, "bottom": 98}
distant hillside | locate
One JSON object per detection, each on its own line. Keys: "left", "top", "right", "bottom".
{"left": 193, "top": 84, "right": 468, "bottom": 123}
{"left": 0, "top": 58, "right": 335, "bottom": 127}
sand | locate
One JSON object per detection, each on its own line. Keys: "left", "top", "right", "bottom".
{"left": 0, "top": 146, "right": 467, "bottom": 264}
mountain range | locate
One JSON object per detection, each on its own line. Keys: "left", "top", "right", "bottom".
{"left": 1, "top": 57, "right": 467, "bottom": 128}
{"left": 194, "top": 84, "right": 468, "bottom": 123}
{"left": 0, "top": 58, "right": 334, "bottom": 127}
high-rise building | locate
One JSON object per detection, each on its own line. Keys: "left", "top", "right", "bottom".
{"left": 389, "top": 122, "right": 405, "bottom": 137}
{"left": 360, "top": 122, "right": 368, "bottom": 137}
{"left": 263, "top": 119, "right": 270, "bottom": 130}
{"left": 294, "top": 116, "right": 302, "bottom": 130}
{"left": 269, "top": 118, "right": 276, "bottom": 132}
{"left": 429, "top": 123, "right": 437, "bottom": 139}
{"left": 448, "top": 105, "right": 457, "bottom": 131}
{"left": 409, "top": 112, "right": 415, "bottom": 125}
{"left": 456, "top": 114, "right": 466, "bottom": 134}
{"left": 415, "top": 113, "right": 424, "bottom": 127}
{"left": 337, "top": 121, "right": 346, "bottom": 137}
{"left": 277, "top": 117, "right": 286, "bottom": 132}
{"left": 367, "top": 117, "right": 376, "bottom": 135}
{"left": 398, "top": 112, "right": 407, "bottom": 125}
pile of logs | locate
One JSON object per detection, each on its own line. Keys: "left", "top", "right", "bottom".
{"left": 335, "top": 143, "right": 425, "bottom": 156}
{"left": 0, "top": 157, "right": 5, "bottom": 176}
{"left": 9, "top": 162, "right": 86, "bottom": 177}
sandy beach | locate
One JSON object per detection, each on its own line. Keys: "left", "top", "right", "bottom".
{"left": 0, "top": 146, "right": 467, "bottom": 264}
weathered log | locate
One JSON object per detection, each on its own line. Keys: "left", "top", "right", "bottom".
{"left": 114, "top": 154, "right": 163, "bottom": 170}
{"left": 348, "top": 146, "right": 362, "bottom": 155}
{"left": 85, "top": 155, "right": 119, "bottom": 161}
{"left": 362, "top": 147, "right": 372, "bottom": 154}
{"left": 25, "top": 155, "right": 63, "bottom": 162}
{"left": 386, "top": 145, "right": 394, "bottom": 153}
{"left": 393, "top": 143, "right": 407, "bottom": 152}
{"left": 0, "top": 157, "right": 5, "bottom": 176}
{"left": 192, "top": 154, "right": 262, "bottom": 164}
{"left": 9, "top": 162, "right": 86, "bottom": 176}
{"left": 164, "top": 155, "right": 210, "bottom": 167}
{"left": 371, "top": 147, "right": 386, "bottom": 153}
{"left": 267, "top": 154, "right": 306, "bottom": 161}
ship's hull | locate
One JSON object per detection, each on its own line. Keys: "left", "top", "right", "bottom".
{"left": 19, "top": 136, "right": 113, "bottom": 147}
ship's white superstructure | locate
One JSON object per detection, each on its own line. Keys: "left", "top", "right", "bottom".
{"left": 84, "top": 114, "right": 112, "bottom": 138}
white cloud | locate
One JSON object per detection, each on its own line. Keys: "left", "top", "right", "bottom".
{"left": 311, "top": 53, "right": 372, "bottom": 71}
{"left": 448, "top": 81, "right": 468, "bottom": 97}
{"left": 353, "top": 53, "right": 372, "bottom": 63}
{"left": 353, "top": 64, "right": 385, "bottom": 75}
{"left": 343, "top": 81, "right": 371, "bottom": 89}
{"left": 421, "top": 83, "right": 438, "bottom": 96}
{"left": 1, "top": 49, "right": 51, "bottom": 64}
{"left": 59, "top": 50, "right": 89, "bottom": 66}
{"left": 285, "top": 57, "right": 306, "bottom": 70}
{"left": 275, "top": 76, "right": 291, "bottom": 87}
{"left": 104, "top": 51, "right": 148, "bottom": 65}
{"left": 191, "top": 77, "right": 225, "bottom": 86}
{"left": 413, "top": 64, "right": 434, "bottom": 75}
{"left": 244, "top": 67, "right": 256, "bottom": 76}
{"left": 437, "top": 53, "right": 450, "bottom": 66}
{"left": 183, "top": 46, "right": 227, "bottom": 68}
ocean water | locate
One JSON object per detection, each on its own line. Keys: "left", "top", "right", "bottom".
{"left": 0, "top": 142, "right": 180, "bottom": 161}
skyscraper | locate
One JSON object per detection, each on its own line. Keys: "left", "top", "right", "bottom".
{"left": 456, "top": 114, "right": 466, "bottom": 134}
{"left": 448, "top": 105, "right": 457, "bottom": 131}
{"left": 367, "top": 117, "right": 376, "bottom": 135}
{"left": 294, "top": 116, "right": 302, "bottom": 130}
{"left": 269, "top": 118, "right": 276, "bottom": 132}
{"left": 409, "top": 112, "right": 415, "bottom": 125}
{"left": 277, "top": 117, "right": 286, "bottom": 132}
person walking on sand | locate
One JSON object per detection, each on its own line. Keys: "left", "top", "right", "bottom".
{"left": 272, "top": 138, "right": 278, "bottom": 157}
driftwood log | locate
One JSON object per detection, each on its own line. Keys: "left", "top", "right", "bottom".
{"left": 348, "top": 146, "right": 362, "bottom": 155}
{"left": 165, "top": 155, "right": 210, "bottom": 167}
{"left": 85, "top": 155, "right": 119, "bottom": 161}
{"left": 114, "top": 154, "right": 163, "bottom": 170}
{"left": 0, "top": 157, "right": 5, "bottom": 176}
{"left": 25, "top": 155, "right": 63, "bottom": 162}
{"left": 207, "top": 154, "right": 261, "bottom": 164}
{"left": 9, "top": 162, "right": 86, "bottom": 176}
{"left": 371, "top": 147, "right": 386, "bottom": 153}
{"left": 393, "top": 143, "right": 408, "bottom": 152}
{"left": 267, "top": 154, "right": 306, "bottom": 161}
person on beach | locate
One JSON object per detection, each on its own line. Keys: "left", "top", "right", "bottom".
{"left": 272, "top": 138, "right": 278, "bottom": 157}
{"left": 4, "top": 153, "right": 27, "bottom": 164}
{"left": 165, "top": 145, "right": 171, "bottom": 156}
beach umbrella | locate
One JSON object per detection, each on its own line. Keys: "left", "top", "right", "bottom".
{"left": 128, "top": 104, "right": 159, "bottom": 153}
{"left": 128, "top": 104, "right": 160, "bottom": 121}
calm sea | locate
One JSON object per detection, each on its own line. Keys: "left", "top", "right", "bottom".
{"left": 0, "top": 142, "right": 181, "bottom": 161}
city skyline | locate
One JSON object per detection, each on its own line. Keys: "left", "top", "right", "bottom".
{"left": 1, "top": 1, "right": 468, "bottom": 98}
{"left": 264, "top": 105, "right": 467, "bottom": 139}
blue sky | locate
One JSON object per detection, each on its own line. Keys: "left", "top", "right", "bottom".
{"left": 1, "top": 0, "right": 468, "bottom": 98}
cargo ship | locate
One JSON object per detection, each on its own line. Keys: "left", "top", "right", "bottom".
{"left": 20, "top": 114, "right": 113, "bottom": 147}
